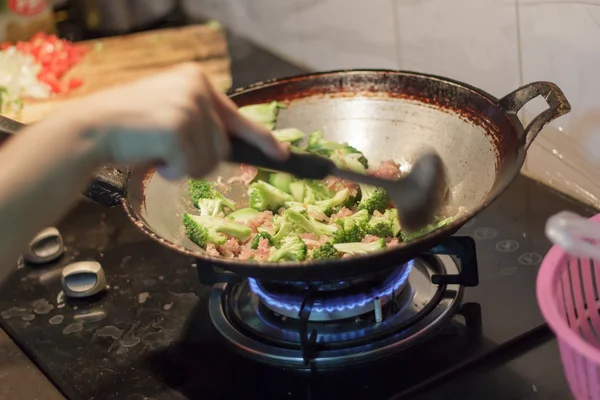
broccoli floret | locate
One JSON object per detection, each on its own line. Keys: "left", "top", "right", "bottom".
{"left": 272, "top": 128, "right": 305, "bottom": 145}
{"left": 358, "top": 185, "right": 390, "bottom": 214}
{"left": 330, "top": 210, "right": 369, "bottom": 243}
{"left": 248, "top": 180, "right": 294, "bottom": 211}
{"left": 307, "top": 131, "right": 368, "bottom": 168}
{"left": 197, "top": 198, "right": 225, "bottom": 217}
{"left": 385, "top": 208, "right": 401, "bottom": 237}
{"left": 269, "top": 235, "right": 307, "bottom": 262}
{"left": 285, "top": 209, "right": 338, "bottom": 237}
{"left": 332, "top": 222, "right": 366, "bottom": 244}
{"left": 313, "top": 188, "right": 350, "bottom": 216}
{"left": 400, "top": 216, "right": 453, "bottom": 242}
{"left": 333, "top": 239, "right": 386, "bottom": 255}
{"left": 365, "top": 212, "right": 394, "bottom": 237}
{"left": 289, "top": 181, "right": 305, "bottom": 202}
{"left": 366, "top": 208, "right": 400, "bottom": 237}
{"left": 183, "top": 214, "right": 252, "bottom": 248}
{"left": 311, "top": 242, "right": 339, "bottom": 260}
{"left": 303, "top": 180, "right": 334, "bottom": 203}
{"left": 330, "top": 150, "right": 369, "bottom": 172}
{"left": 335, "top": 209, "right": 370, "bottom": 228}
{"left": 227, "top": 207, "right": 260, "bottom": 223}
{"left": 250, "top": 232, "right": 274, "bottom": 249}
{"left": 238, "top": 101, "right": 284, "bottom": 130}
{"left": 269, "top": 172, "right": 294, "bottom": 194}
{"left": 272, "top": 216, "right": 295, "bottom": 243}
{"left": 188, "top": 179, "right": 236, "bottom": 210}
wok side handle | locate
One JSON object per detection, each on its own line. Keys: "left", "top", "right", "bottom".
{"left": 498, "top": 82, "right": 571, "bottom": 150}
{"left": 0, "top": 115, "right": 126, "bottom": 207}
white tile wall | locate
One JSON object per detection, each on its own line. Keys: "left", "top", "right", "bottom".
{"left": 519, "top": 0, "right": 600, "bottom": 207}
{"left": 394, "top": 0, "right": 520, "bottom": 98}
{"left": 183, "top": 0, "right": 600, "bottom": 208}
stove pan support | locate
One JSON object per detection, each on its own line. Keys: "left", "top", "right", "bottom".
{"left": 429, "top": 236, "right": 479, "bottom": 287}
{"left": 298, "top": 285, "right": 319, "bottom": 365}
{"left": 195, "top": 260, "right": 244, "bottom": 285}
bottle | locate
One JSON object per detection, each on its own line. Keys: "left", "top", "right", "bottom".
{"left": 0, "top": 0, "right": 55, "bottom": 43}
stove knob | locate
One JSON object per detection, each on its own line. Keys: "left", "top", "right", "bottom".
{"left": 61, "top": 261, "right": 107, "bottom": 298}
{"left": 24, "top": 227, "right": 65, "bottom": 264}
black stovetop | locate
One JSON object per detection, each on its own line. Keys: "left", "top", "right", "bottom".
{"left": 0, "top": 175, "right": 593, "bottom": 400}
{"left": 0, "top": 16, "right": 594, "bottom": 400}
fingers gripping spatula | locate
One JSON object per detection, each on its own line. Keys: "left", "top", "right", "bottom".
{"left": 228, "top": 138, "right": 449, "bottom": 231}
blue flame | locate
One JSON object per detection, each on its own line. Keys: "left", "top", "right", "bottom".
{"left": 248, "top": 260, "right": 414, "bottom": 314}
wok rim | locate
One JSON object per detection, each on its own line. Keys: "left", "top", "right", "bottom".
{"left": 121, "top": 69, "right": 526, "bottom": 275}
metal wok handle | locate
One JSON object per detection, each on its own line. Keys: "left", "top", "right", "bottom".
{"left": 498, "top": 82, "right": 571, "bottom": 150}
{"left": 0, "top": 115, "right": 126, "bottom": 207}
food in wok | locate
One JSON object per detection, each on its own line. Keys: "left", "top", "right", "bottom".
{"left": 183, "top": 101, "right": 453, "bottom": 262}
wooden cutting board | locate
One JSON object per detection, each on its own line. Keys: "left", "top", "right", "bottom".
{"left": 3, "top": 23, "right": 232, "bottom": 124}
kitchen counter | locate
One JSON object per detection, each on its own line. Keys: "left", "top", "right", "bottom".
{"left": 0, "top": 20, "right": 585, "bottom": 400}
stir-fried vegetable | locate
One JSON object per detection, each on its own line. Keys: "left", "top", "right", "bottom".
{"left": 182, "top": 101, "right": 455, "bottom": 261}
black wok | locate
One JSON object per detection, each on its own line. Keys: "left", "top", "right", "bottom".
{"left": 0, "top": 70, "right": 571, "bottom": 281}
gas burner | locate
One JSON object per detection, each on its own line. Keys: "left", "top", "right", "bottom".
{"left": 209, "top": 254, "right": 466, "bottom": 369}
{"left": 249, "top": 260, "right": 413, "bottom": 321}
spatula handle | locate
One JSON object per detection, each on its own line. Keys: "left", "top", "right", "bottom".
{"left": 227, "top": 136, "right": 333, "bottom": 180}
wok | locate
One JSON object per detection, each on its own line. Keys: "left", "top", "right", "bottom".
{"left": 0, "top": 70, "right": 571, "bottom": 281}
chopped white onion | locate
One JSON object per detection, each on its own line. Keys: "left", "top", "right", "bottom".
{"left": 0, "top": 46, "right": 51, "bottom": 114}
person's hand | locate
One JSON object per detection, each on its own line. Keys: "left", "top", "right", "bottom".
{"left": 76, "top": 62, "right": 287, "bottom": 180}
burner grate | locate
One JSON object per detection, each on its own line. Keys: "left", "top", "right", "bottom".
{"left": 203, "top": 236, "right": 480, "bottom": 369}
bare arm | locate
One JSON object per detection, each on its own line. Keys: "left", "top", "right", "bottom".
{"left": 0, "top": 109, "right": 104, "bottom": 283}
{"left": 0, "top": 63, "right": 284, "bottom": 285}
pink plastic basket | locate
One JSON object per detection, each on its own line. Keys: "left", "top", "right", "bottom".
{"left": 538, "top": 212, "right": 600, "bottom": 399}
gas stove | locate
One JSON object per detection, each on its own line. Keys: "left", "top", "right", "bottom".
{"left": 202, "top": 237, "right": 478, "bottom": 369}
{"left": 0, "top": 175, "right": 589, "bottom": 400}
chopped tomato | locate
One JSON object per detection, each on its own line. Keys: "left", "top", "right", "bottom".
{"left": 10, "top": 33, "right": 87, "bottom": 94}
{"left": 67, "top": 78, "right": 83, "bottom": 90}
{"left": 0, "top": 42, "right": 11, "bottom": 50}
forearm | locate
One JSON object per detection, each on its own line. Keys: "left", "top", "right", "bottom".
{"left": 0, "top": 109, "right": 105, "bottom": 283}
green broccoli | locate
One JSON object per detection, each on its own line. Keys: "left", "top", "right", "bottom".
{"left": 269, "top": 172, "right": 294, "bottom": 194}
{"left": 269, "top": 235, "right": 307, "bottom": 262}
{"left": 238, "top": 101, "right": 284, "bottom": 130}
{"left": 188, "top": 179, "right": 236, "bottom": 210}
{"left": 183, "top": 214, "right": 252, "bottom": 248}
{"left": 303, "top": 180, "right": 334, "bottom": 203}
{"left": 313, "top": 188, "right": 350, "bottom": 216}
{"left": 365, "top": 208, "right": 402, "bottom": 238}
{"left": 358, "top": 185, "right": 390, "bottom": 214}
{"left": 272, "top": 128, "right": 305, "bottom": 145}
{"left": 250, "top": 232, "right": 274, "bottom": 249}
{"left": 330, "top": 150, "right": 369, "bottom": 173}
{"left": 289, "top": 181, "right": 305, "bottom": 202}
{"left": 333, "top": 239, "right": 386, "bottom": 255}
{"left": 332, "top": 222, "right": 366, "bottom": 244}
{"left": 307, "top": 131, "right": 368, "bottom": 168}
{"left": 272, "top": 216, "right": 295, "bottom": 243}
{"left": 197, "top": 198, "right": 225, "bottom": 217}
{"left": 311, "top": 242, "right": 339, "bottom": 260}
{"left": 385, "top": 208, "right": 401, "bottom": 237}
{"left": 335, "top": 209, "right": 370, "bottom": 228}
{"left": 365, "top": 212, "right": 394, "bottom": 237}
{"left": 248, "top": 180, "right": 294, "bottom": 211}
{"left": 227, "top": 207, "right": 260, "bottom": 223}
{"left": 285, "top": 209, "right": 339, "bottom": 237}
{"left": 400, "top": 216, "right": 453, "bottom": 242}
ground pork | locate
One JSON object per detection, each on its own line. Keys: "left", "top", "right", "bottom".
{"left": 218, "top": 238, "right": 242, "bottom": 258}
{"left": 227, "top": 164, "right": 258, "bottom": 185}
{"left": 245, "top": 211, "right": 274, "bottom": 233}
{"left": 369, "top": 159, "right": 400, "bottom": 180}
